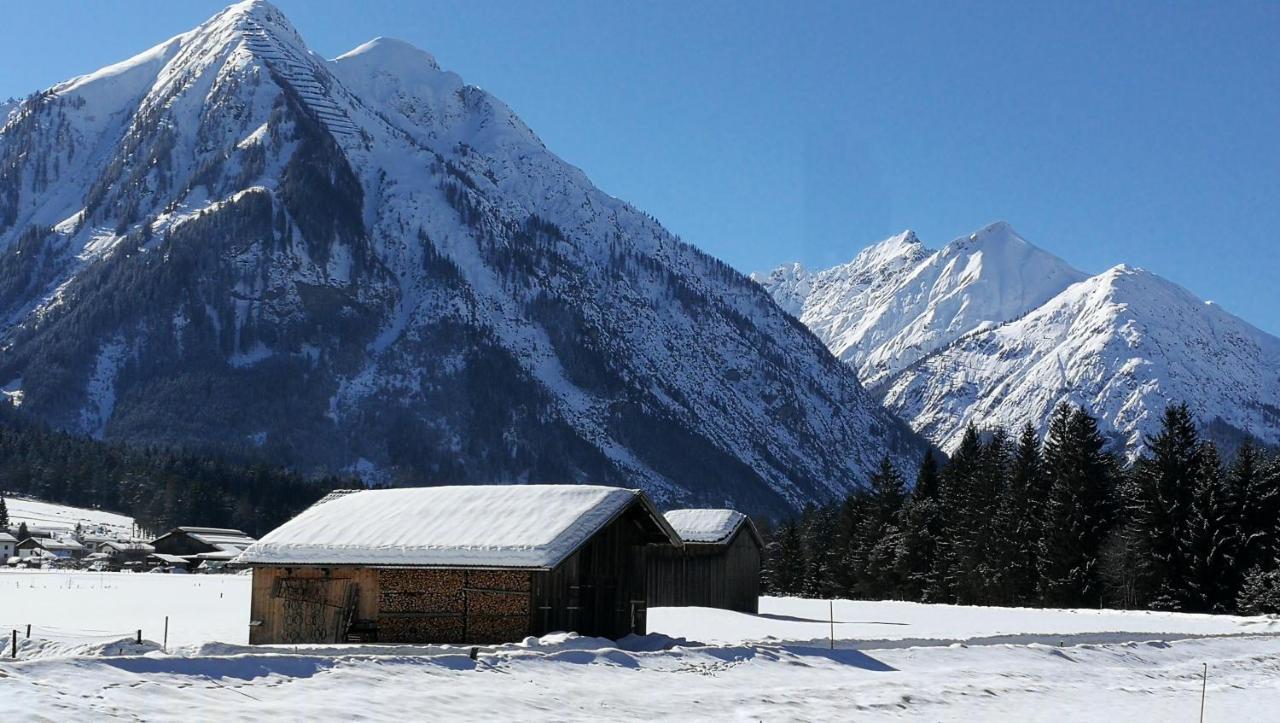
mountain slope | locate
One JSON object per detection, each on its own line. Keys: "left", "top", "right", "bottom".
{"left": 882, "top": 265, "right": 1280, "bottom": 454}
{"left": 0, "top": 0, "right": 927, "bottom": 515}
{"left": 754, "top": 223, "right": 1088, "bottom": 389}
{"left": 758, "top": 225, "right": 1280, "bottom": 456}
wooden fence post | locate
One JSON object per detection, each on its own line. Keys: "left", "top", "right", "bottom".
{"left": 163, "top": 616, "right": 169, "bottom": 654}
{"left": 1200, "top": 663, "right": 1208, "bottom": 723}
{"left": 10, "top": 629, "right": 15, "bottom": 658}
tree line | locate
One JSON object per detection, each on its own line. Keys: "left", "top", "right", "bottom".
{"left": 762, "top": 403, "right": 1280, "bottom": 615}
{"left": 0, "top": 403, "right": 347, "bottom": 537}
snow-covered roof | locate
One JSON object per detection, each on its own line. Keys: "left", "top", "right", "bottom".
{"left": 173, "top": 527, "right": 256, "bottom": 547}
{"left": 151, "top": 554, "right": 189, "bottom": 565}
{"left": 29, "top": 538, "right": 85, "bottom": 551}
{"left": 237, "top": 485, "right": 679, "bottom": 569}
{"left": 0, "top": 533, "right": 17, "bottom": 543}
{"left": 663, "top": 509, "right": 755, "bottom": 545}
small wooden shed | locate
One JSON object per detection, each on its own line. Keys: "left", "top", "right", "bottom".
{"left": 647, "top": 509, "right": 762, "bottom": 614}
{"left": 236, "top": 485, "right": 682, "bottom": 645}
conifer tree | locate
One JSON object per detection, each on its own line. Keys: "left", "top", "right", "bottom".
{"left": 993, "top": 424, "right": 1044, "bottom": 604}
{"left": 0, "top": 495, "right": 8, "bottom": 531}
{"left": 933, "top": 425, "right": 984, "bottom": 602}
{"left": 853, "top": 457, "right": 907, "bottom": 598}
{"left": 1183, "top": 442, "right": 1239, "bottom": 611}
{"left": 1230, "top": 442, "right": 1280, "bottom": 575}
{"left": 894, "top": 450, "right": 943, "bottom": 601}
{"left": 1129, "top": 404, "right": 1202, "bottom": 609}
{"left": 1038, "top": 404, "right": 1114, "bottom": 607}
{"left": 770, "top": 519, "right": 805, "bottom": 595}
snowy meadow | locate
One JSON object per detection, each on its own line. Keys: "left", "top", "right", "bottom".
{"left": 2, "top": 570, "right": 1279, "bottom": 720}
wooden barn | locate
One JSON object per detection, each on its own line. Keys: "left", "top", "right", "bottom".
{"left": 151, "top": 527, "right": 257, "bottom": 559}
{"left": 647, "top": 509, "right": 762, "bottom": 613}
{"left": 236, "top": 485, "right": 682, "bottom": 645}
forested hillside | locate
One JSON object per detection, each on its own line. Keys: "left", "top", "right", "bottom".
{"left": 0, "top": 403, "right": 343, "bottom": 536}
{"left": 762, "top": 403, "right": 1280, "bottom": 615}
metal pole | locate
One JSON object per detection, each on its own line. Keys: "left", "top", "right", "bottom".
{"left": 10, "top": 629, "right": 15, "bottom": 658}
{"left": 829, "top": 600, "right": 834, "bottom": 650}
{"left": 25, "top": 624, "right": 30, "bottom": 639}
{"left": 1200, "top": 663, "right": 1208, "bottom": 723}
{"left": 163, "top": 616, "right": 169, "bottom": 654}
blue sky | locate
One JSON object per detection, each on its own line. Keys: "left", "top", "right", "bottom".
{"left": 2, "top": 1, "right": 1277, "bottom": 333}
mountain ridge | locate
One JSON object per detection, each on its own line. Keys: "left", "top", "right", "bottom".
{"left": 757, "top": 225, "right": 1280, "bottom": 457}
{"left": 0, "top": 0, "right": 928, "bottom": 516}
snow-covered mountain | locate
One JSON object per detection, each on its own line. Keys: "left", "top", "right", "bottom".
{"left": 0, "top": 1, "right": 927, "bottom": 515}
{"left": 756, "top": 224, "right": 1280, "bottom": 456}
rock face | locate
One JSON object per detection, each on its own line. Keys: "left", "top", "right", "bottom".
{"left": 757, "top": 225, "right": 1280, "bottom": 457}
{"left": 0, "top": 1, "right": 927, "bottom": 515}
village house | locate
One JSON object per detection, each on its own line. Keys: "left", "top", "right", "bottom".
{"left": 0, "top": 532, "right": 16, "bottom": 560}
{"left": 646, "top": 509, "right": 762, "bottom": 614}
{"left": 97, "top": 540, "right": 156, "bottom": 566}
{"left": 236, "top": 485, "right": 682, "bottom": 645}
{"left": 17, "top": 537, "right": 87, "bottom": 561}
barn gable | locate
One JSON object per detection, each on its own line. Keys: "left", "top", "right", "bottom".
{"left": 648, "top": 509, "right": 762, "bottom": 614}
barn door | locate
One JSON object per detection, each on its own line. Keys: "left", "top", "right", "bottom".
{"left": 273, "top": 578, "right": 357, "bottom": 644}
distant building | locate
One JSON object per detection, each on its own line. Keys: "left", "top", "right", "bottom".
{"left": 98, "top": 540, "right": 156, "bottom": 565}
{"left": 0, "top": 532, "right": 16, "bottom": 559}
{"left": 17, "top": 537, "right": 87, "bottom": 560}
{"left": 647, "top": 509, "right": 762, "bottom": 613}
{"left": 150, "top": 527, "right": 256, "bottom": 559}
{"left": 237, "top": 485, "right": 682, "bottom": 645}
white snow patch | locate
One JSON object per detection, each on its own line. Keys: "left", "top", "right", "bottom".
{"left": 80, "top": 338, "right": 127, "bottom": 439}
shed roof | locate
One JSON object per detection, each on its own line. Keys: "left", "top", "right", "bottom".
{"left": 237, "top": 485, "right": 679, "bottom": 569}
{"left": 663, "top": 509, "right": 759, "bottom": 545}
{"left": 172, "top": 527, "right": 256, "bottom": 548}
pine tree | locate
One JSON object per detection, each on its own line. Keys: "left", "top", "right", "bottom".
{"left": 1183, "top": 442, "right": 1239, "bottom": 611}
{"left": 1038, "top": 404, "right": 1114, "bottom": 607}
{"left": 852, "top": 457, "right": 907, "bottom": 599}
{"left": 932, "top": 425, "right": 984, "bottom": 602}
{"left": 16, "top": 521, "right": 29, "bottom": 541}
{"left": 800, "top": 504, "right": 841, "bottom": 598}
{"left": 1231, "top": 442, "right": 1280, "bottom": 575}
{"left": 993, "top": 424, "right": 1044, "bottom": 604}
{"left": 1129, "top": 404, "right": 1202, "bottom": 609}
{"left": 1237, "top": 566, "right": 1280, "bottom": 615}
{"left": 770, "top": 519, "right": 805, "bottom": 595}
{"left": 894, "top": 451, "right": 943, "bottom": 601}
{"left": 0, "top": 495, "right": 8, "bottom": 531}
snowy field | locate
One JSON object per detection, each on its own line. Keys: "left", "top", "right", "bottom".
{"left": 2, "top": 570, "right": 1279, "bottom": 720}
{"left": 5, "top": 496, "right": 136, "bottom": 537}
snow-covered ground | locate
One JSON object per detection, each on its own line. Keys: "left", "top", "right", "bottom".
{"left": 4, "top": 496, "right": 136, "bottom": 537}
{"left": 2, "top": 570, "right": 1279, "bottom": 720}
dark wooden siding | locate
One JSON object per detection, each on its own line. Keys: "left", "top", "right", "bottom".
{"left": 647, "top": 527, "right": 760, "bottom": 613}
{"left": 151, "top": 532, "right": 214, "bottom": 556}
{"left": 531, "top": 501, "right": 656, "bottom": 638}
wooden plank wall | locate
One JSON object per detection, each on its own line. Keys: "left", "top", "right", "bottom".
{"left": 249, "top": 566, "right": 377, "bottom": 644}
{"left": 646, "top": 528, "right": 760, "bottom": 613}
{"left": 532, "top": 504, "right": 653, "bottom": 638}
